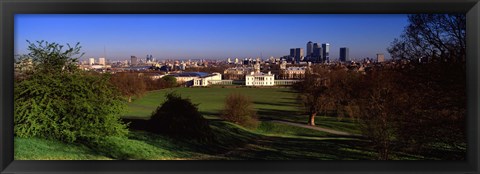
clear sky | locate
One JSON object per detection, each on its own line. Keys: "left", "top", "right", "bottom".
{"left": 15, "top": 14, "right": 409, "bottom": 61}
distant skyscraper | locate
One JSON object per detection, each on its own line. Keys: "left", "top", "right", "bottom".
{"left": 88, "top": 58, "right": 95, "bottom": 65}
{"left": 306, "top": 41, "right": 313, "bottom": 58}
{"left": 290, "top": 48, "right": 295, "bottom": 55}
{"left": 322, "top": 43, "right": 330, "bottom": 63}
{"left": 339, "top": 47, "right": 349, "bottom": 62}
{"left": 146, "top": 55, "right": 152, "bottom": 62}
{"left": 295, "top": 48, "right": 304, "bottom": 64}
{"left": 377, "top": 53, "right": 385, "bottom": 63}
{"left": 98, "top": 57, "right": 106, "bottom": 66}
{"left": 131, "top": 56, "right": 138, "bottom": 66}
{"left": 312, "top": 43, "right": 322, "bottom": 62}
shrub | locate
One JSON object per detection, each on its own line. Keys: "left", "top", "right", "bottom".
{"left": 14, "top": 72, "right": 129, "bottom": 143}
{"left": 220, "top": 93, "right": 259, "bottom": 129}
{"left": 161, "top": 75, "right": 177, "bottom": 88}
{"left": 148, "top": 93, "right": 213, "bottom": 142}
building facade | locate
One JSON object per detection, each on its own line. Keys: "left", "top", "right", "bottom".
{"left": 322, "top": 43, "right": 330, "bottom": 63}
{"left": 339, "top": 47, "right": 349, "bottom": 62}
{"left": 131, "top": 56, "right": 138, "bottom": 66}
{"left": 245, "top": 71, "right": 275, "bottom": 86}
{"left": 99, "top": 57, "right": 106, "bottom": 66}
{"left": 312, "top": 43, "right": 322, "bottom": 63}
{"left": 306, "top": 41, "right": 313, "bottom": 57}
{"left": 377, "top": 53, "right": 385, "bottom": 63}
{"left": 89, "top": 58, "right": 95, "bottom": 65}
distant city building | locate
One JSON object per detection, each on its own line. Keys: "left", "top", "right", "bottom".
{"left": 131, "top": 56, "right": 138, "bottom": 66}
{"left": 339, "top": 47, "right": 349, "bottom": 62}
{"left": 281, "top": 66, "right": 307, "bottom": 79}
{"left": 306, "top": 41, "right": 313, "bottom": 57}
{"left": 89, "top": 58, "right": 95, "bottom": 65}
{"left": 146, "top": 55, "right": 153, "bottom": 62}
{"left": 294, "top": 48, "right": 304, "bottom": 64}
{"left": 322, "top": 43, "right": 330, "bottom": 63}
{"left": 289, "top": 48, "right": 296, "bottom": 62}
{"left": 312, "top": 43, "right": 322, "bottom": 63}
{"left": 98, "top": 57, "right": 106, "bottom": 66}
{"left": 377, "top": 53, "right": 385, "bottom": 63}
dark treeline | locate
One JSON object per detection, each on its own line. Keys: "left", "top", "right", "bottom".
{"left": 294, "top": 14, "right": 466, "bottom": 160}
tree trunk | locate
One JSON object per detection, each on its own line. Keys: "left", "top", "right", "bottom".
{"left": 308, "top": 112, "right": 317, "bottom": 126}
{"left": 128, "top": 96, "right": 132, "bottom": 103}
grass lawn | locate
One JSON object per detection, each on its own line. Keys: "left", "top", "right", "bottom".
{"left": 123, "top": 87, "right": 361, "bottom": 134}
{"left": 123, "top": 87, "right": 300, "bottom": 119}
{"left": 15, "top": 87, "right": 463, "bottom": 160}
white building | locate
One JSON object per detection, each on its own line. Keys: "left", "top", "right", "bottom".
{"left": 170, "top": 72, "right": 222, "bottom": 87}
{"left": 193, "top": 73, "right": 222, "bottom": 86}
{"left": 89, "top": 58, "right": 95, "bottom": 65}
{"left": 377, "top": 53, "right": 385, "bottom": 63}
{"left": 245, "top": 71, "right": 275, "bottom": 86}
{"left": 98, "top": 57, "right": 106, "bottom": 66}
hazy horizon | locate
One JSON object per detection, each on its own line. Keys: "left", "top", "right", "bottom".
{"left": 15, "top": 14, "right": 409, "bottom": 61}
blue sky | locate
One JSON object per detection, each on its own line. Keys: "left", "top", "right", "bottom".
{"left": 15, "top": 14, "right": 409, "bottom": 61}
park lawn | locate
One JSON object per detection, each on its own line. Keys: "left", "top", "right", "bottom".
{"left": 16, "top": 87, "right": 460, "bottom": 160}
{"left": 123, "top": 87, "right": 300, "bottom": 119}
{"left": 15, "top": 120, "right": 433, "bottom": 160}
{"left": 123, "top": 87, "right": 361, "bottom": 134}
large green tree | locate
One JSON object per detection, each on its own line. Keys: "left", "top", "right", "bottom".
{"left": 14, "top": 40, "right": 129, "bottom": 143}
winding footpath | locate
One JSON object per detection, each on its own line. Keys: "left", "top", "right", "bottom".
{"left": 267, "top": 120, "right": 357, "bottom": 136}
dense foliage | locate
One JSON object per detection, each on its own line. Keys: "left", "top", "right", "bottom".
{"left": 15, "top": 72, "right": 128, "bottom": 143}
{"left": 14, "top": 40, "right": 128, "bottom": 143}
{"left": 148, "top": 93, "right": 213, "bottom": 142}
{"left": 220, "top": 93, "right": 259, "bottom": 129}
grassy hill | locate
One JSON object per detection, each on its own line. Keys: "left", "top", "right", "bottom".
{"left": 15, "top": 87, "right": 459, "bottom": 160}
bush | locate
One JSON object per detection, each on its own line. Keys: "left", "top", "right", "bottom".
{"left": 148, "top": 93, "right": 213, "bottom": 142}
{"left": 14, "top": 72, "right": 129, "bottom": 143}
{"left": 161, "top": 75, "right": 177, "bottom": 88}
{"left": 220, "top": 93, "right": 259, "bottom": 129}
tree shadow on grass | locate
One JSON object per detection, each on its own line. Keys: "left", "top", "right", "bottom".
{"left": 257, "top": 108, "right": 304, "bottom": 122}
{"left": 219, "top": 136, "right": 377, "bottom": 160}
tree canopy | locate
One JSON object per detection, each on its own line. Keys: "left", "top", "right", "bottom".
{"left": 388, "top": 14, "right": 466, "bottom": 62}
{"left": 14, "top": 40, "right": 129, "bottom": 143}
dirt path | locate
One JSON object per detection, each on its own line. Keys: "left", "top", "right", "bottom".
{"left": 267, "top": 120, "right": 358, "bottom": 136}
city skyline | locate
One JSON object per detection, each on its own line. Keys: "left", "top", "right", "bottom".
{"left": 15, "top": 14, "right": 409, "bottom": 60}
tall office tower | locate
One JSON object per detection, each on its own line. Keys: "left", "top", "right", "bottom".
{"left": 89, "top": 58, "right": 95, "bottom": 65}
{"left": 131, "top": 56, "right": 138, "bottom": 66}
{"left": 98, "top": 57, "right": 106, "bottom": 66}
{"left": 376, "top": 53, "right": 385, "bottom": 63}
{"left": 146, "top": 55, "right": 151, "bottom": 62}
{"left": 339, "top": 47, "right": 349, "bottom": 62}
{"left": 306, "top": 41, "right": 313, "bottom": 58}
{"left": 313, "top": 43, "right": 322, "bottom": 62}
{"left": 322, "top": 43, "right": 330, "bottom": 63}
{"left": 295, "top": 48, "right": 304, "bottom": 64}
{"left": 290, "top": 48, "right": 296, "bottom": 62}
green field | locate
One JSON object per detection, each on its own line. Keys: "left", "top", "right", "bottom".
{"left": 124, "top": 87, "right": 301, "bottom": 120}
{"left": 15, "top": 87, "right": 458, "bottom": 160}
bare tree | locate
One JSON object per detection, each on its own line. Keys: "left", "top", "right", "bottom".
{"left": 220, "top": 93, "right": 258, "bottom": 128}
{"left": 388, "top": 14, "right": 466, "bottom": 62}
{"left": 110, "top": 72, "right": 147, "bottom": 102}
